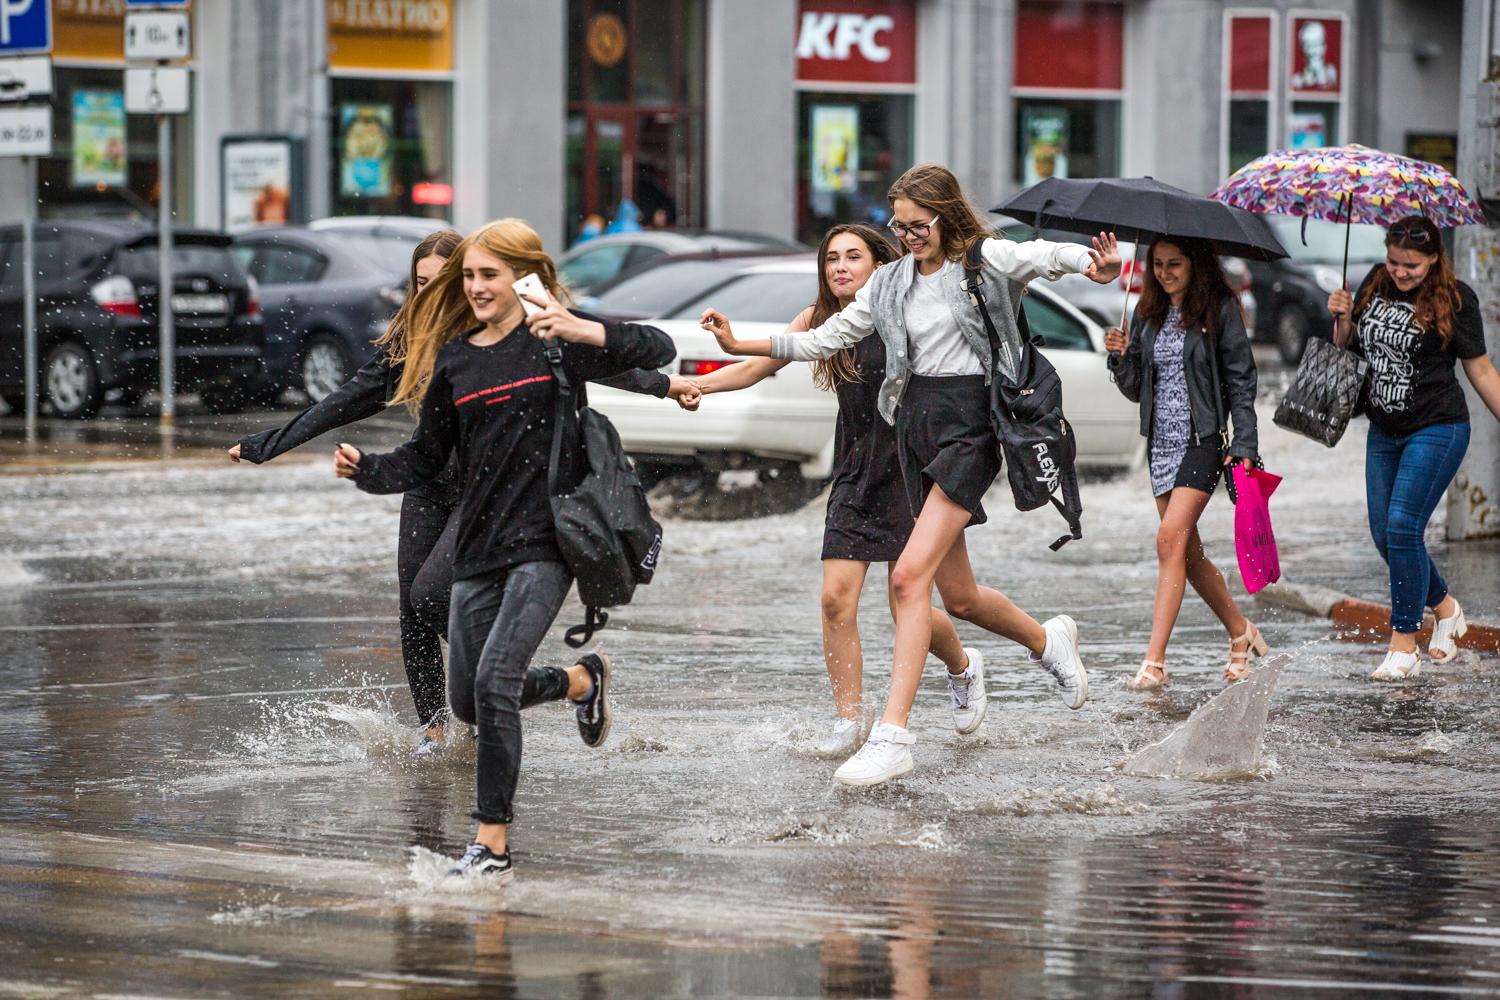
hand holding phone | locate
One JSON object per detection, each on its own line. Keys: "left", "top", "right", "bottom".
{"left": 511, "top": 273, "right": 550, "bottom": 318}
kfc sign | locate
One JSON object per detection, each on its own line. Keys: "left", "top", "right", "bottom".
{"left": 1289, "top": 16, "right": 1342, "bottom": 95}
{"left": 796, "top": 1, "right": 916, "bottom": 86}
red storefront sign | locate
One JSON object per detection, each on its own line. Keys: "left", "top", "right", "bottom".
{"left": 1014, "top": 1, "right": 1124, "bottom": 91}
{"left": 795, "top": 0, "right": 917, "bottom": 86}
{"left": 1289, "top": 17, "right": 1341, "bottom": 94}
{"left": 1228, "top": 15, "right": 1272, "bottom": 94}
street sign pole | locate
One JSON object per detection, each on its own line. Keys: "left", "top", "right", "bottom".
{"left": 158, "top": 111, "right": 173, "bottom": 429}
{"left": 22, "top": 153, "right": 36, "bottom": 441}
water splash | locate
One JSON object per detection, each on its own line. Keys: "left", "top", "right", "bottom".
{"left": 973, "top": 784, "right": 1151, "bottom": 818}
{"left": 1123, "top": 654, "right": 1286, "bottom": 780}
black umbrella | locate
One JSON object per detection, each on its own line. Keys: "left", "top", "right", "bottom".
{"left": 995, "top": 176, "right": 1288, "bottom": 330}
{"left": 995, "top": 176, "right": 1289, "bottom": 262}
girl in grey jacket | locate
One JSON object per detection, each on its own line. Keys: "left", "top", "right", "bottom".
{"left": 704, "top": 163, "right": 1120, "bottom": 788}
{"left": 1104, "top": 236, "right": 1265, "bottom": 691}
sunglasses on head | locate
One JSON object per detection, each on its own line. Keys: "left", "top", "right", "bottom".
{"left": 1387, "top": 223, "right": 1434, "bottom": 246}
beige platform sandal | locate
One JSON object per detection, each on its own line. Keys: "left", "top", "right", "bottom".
{"left": 1126, "top": 659, "right": 1167, "bottom": 691}
{"left": 1224, "top": 623, "right": 1268, "bottom": 683}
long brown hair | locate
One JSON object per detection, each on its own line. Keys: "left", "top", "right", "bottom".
{"left": 886, "top": 163, "right": 994, "bottom": 263}
{"left": 373, "top": 228, "right": 462, "bottom": 365}
{"left": 391, "top": 219, "right": 572, "bottom": 413}
{"left": 810, "top": 223, "right": 899, "bottom": 390}
{"left": 1135, "top": 236, "right": 1235, "bottom": 335}
{"left": 1354, "top": 215, "right": 1462, "bottom": 346}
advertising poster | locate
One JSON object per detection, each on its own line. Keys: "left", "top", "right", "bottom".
{"left": 71, "top": 90, "right": 126, "bottom": 188}
{"left": 1022, "top": 107, "right": 1069, "bottom": 187}
{"left": 1289, "top": 111, "right": 1327, "bottom": 150}
{"left": 223, "top": 139, "right": 295, "bottom": 232}
{"left": 1290, "top": 17, "right": 1342, "bottom": 94}
{"left": 810, "top": 105, "right": 859, "bottom": 195}
{"left": 339, "top": 103, "right": 393, "bottom": 198}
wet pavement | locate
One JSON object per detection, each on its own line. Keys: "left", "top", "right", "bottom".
{"left": 2, "top": 382, "right": 1500, "bottom": 997}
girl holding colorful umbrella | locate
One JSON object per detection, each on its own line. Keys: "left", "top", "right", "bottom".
{"left": 1215, "top": 145, "right": 1500, "bottom": 679}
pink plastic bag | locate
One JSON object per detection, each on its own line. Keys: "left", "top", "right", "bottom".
{"left": 1232, "top": 466, "right": 1282, "bottom": 594}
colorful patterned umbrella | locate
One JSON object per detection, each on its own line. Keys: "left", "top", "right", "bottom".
{"left": 1211, "top": 144, "right": 1485, "bottom": 228}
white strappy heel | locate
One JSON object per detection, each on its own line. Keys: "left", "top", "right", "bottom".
{"left": 1428, "top": 601, "right": 1467, "bottom": 663}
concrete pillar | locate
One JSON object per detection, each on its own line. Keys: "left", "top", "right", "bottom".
{"left": 453, "top": 0, "right": 567, "bottom": 252}
{"left": 1449, "top": 0, "right": 1500, "bottom": 538}
{"left": 705, "top": 0, "right": 797, "bottom": 239}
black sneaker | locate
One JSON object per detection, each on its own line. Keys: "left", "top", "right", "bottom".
{"left": 447, "top": 843, "right": 513, "bottom": 882}
{"left": 573, "top": 650, "right": 612, "bottom": 748}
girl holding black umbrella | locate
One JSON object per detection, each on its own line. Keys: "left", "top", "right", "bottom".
{"left": 1327, "top": 215, "right": 1500, "bottom": 680}
{"left": 1104, "top": 237, "right": 1264, "bottom": 691}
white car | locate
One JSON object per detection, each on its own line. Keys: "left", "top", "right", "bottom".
{"left": 590, "top": 256, "right": 1142, "bottom": 480}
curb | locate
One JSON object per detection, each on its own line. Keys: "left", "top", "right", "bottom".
{"left": 1255, "top": 581, "right": 1500, "bottom": 653}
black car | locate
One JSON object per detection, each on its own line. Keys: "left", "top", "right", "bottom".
{"left": 0, "top": 221, "right": 263, "bottom": 418}
{"left": 577, "top": 250, "right": 808, "bottom": 323}
{"left": 233, "top": 226, "right": 422, "bottom": 402}
{"left": 1247, "top": 216, "right": 1387, "bottom": 363}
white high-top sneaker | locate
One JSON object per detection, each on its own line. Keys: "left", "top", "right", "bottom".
{"left": 1029, "top": 615, "right": 1089, "bottom": 709}
{"left": 833, "top": 722, "right": 915, "bottom": 787}
{"left": 947, "top": 647, "right": 987, "bottom": 734}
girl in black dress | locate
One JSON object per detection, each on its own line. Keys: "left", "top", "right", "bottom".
{"left": 690, "top": 224, "right": 972, "bottom": 757}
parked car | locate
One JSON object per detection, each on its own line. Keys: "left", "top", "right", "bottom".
{"left": 576, "top": 249, "right": 807, "bottom": 323}
{"left": 588, "top": 254, "right": 1142, "bottom": 482}
{"left": 307, "top": 215, "right": 449, "bottom": 242}
{"left": 232, "top": 226, "right": 423, "bottom": 402}
{"left": 1245, "top": 216, "right": 1386, "bottom": 363}
{"left": 558, "top": 230, "right": 807, "bottom": 297}
{"left": 0, "top": 221, "right": 263, "bottom": 418}
{"left": 993, "top": 216, "right": 1258, "bottom": 335}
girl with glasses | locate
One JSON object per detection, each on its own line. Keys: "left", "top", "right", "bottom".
{"left": 685, "top": 224, "right": 974, "bottom": 757}
{"left": 704, "top": 163, "right": 1121, "bottom": 786}
{"left": 1327, "top": 215, "right": 1500, "bottom": 680}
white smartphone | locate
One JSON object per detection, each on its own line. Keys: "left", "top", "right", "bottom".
{"left": 512, "top": 273, "right": 550, "bottom": 317}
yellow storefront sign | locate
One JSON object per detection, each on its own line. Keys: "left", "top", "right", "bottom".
{"left": 54, "top": 0, "right": 130, "bottom": 63}
{"left": 329, "top": 0, "right": 454, "bottom": 73}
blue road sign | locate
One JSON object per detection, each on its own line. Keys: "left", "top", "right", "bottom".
{"left": 0, "top": 0, "right": 52, "bottom": 54}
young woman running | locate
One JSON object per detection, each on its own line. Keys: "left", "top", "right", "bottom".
{"left": 1102, "top": 237, "right": 1264, "bottom": 691}
{"left": 705, "top": 163, "right": 1119, "bottom": 786}
{"left": 688, "top": 223, "right": 974, "bottom": 756}
{"left": 334, "top": 219, "right": 675, "bottom": 879}
{"left": 1327, "top": 215, "right": 1500, "bottom": 680}
{"left": 230, "top": 231, "right": 689, "bottom": 755}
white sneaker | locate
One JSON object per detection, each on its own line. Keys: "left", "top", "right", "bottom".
{"left": 812, "top": 717, "right": 862, "bottom": 757}
{"left": 833, "top": 722, "right": 915, "bottom": 787}
{"left": 1029, "top": 615, "right": 1089, "bottom": 709}
{"left": 1371, "top": 649, "right": 1421, "bottom": 681}
{"left": 947, "top": 647, "right": 987, "bottom": 735}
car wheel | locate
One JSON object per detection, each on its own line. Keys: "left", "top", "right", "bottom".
{"left": 301, "top": 335, "right": 353, "bottom": 403}
{"left": 1275, "top": 306, "right": 1313, "bottom": 365}
{"left": 201, "top": 384, "right": 249, "bottom": 415}
{"left": 44, "top": 340, "right": 102, "bottom": 419}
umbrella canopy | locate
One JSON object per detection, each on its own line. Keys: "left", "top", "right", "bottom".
{"left": 1210, "top": 144, "right": 1485, "bottom": 228}
{"left": 995, "top": 176, "right": 1289, "bottom": 262}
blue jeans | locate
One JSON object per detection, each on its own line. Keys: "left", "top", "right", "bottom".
{"left": 1365, "top": 422, "right": 1470, "bottom": 633}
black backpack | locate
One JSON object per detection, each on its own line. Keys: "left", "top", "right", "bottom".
{"left": 961, "top": 242, "right": 1083, "bottom": 551}
{"left": 545, "top": 346, "right": 664, "bottom": 647}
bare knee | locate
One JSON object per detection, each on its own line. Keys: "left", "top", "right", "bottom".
{"left": 889, "top": 562, "right": 930, "bottom": 608}
{"left": 1156, "top": 526, "right": 1190, "bottom": 565}
{"left": 821, "top": 581, "right": 859, "bottom": 626}
{"left": 942, "top": 590, "right": 981, "bottom": 622}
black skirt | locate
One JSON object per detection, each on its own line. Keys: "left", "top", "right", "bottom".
{"left": 895, "top": 374, "right": 1001, "bottom": 526}
{"left": 1156, "top": 438, "right": 1224, "bottom": 497}
{"left": 822, "top": 335, "right": 913, "bottom": 562}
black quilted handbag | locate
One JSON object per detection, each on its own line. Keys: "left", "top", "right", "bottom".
{"left": 1272, "top": 337, "right": 1368, "bottom": 447}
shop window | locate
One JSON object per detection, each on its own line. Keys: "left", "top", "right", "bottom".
{"left": 797, "top": 93, "right": 914, "bottom": 244}
{"left": 1013, "top": 99, "right": 1120, "bottom": 187}
{"left": 329, "top": 78, "right": 453, "bottom": 220}
{"left": 1224, "top": 13, "right": 1274, "bottom": 174}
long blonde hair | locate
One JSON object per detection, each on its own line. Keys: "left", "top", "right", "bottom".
{"left": 373, "top": 228, "right": 462, "bottom": 365}
{"left": 391, "top": 218, "right": 573, "bottom": 413}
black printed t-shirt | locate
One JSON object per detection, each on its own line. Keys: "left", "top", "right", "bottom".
{"left": 1350, "top": 274, "right": 1487, "bottom": 435}
{"left": 352, "top": 315, "right": 675, "bottom": 580}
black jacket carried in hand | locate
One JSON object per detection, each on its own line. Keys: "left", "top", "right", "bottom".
{"left": 1107, "top": 296, "right": 1259, "bottom": 460}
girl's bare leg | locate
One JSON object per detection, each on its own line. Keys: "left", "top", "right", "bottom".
{"left": 1146, "top": 489, "right": 1216, "bottom": 663}
{"left": 821, "top": 559, "right": 872, "bottom": 720}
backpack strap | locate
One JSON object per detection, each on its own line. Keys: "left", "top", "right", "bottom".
{"left": 545, "top": 344, "right": 575, "bottom": 499}
{"left": 564, "top": 607, "right": 610, "bottom": 648}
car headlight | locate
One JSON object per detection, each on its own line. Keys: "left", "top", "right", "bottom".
{"left": 1311, "top": 266, "right": 1345, "bottom": 294}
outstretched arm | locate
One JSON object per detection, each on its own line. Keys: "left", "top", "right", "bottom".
{"left": 690, "top": 305, "right": 807, "bottom": 397}
{"left": 981, "top": 232, "right": 1120, "bottom": 285}
{"left": 232, "top": 348, "right": 391, "bottom": 463}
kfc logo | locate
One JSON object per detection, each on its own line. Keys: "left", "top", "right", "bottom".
{"left": 795, "top": 1, "right": 916, "bottom": 86}
{"left": 1290, "top": 17, "right": 1342, "bottom": 94}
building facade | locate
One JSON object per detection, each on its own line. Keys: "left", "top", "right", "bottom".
{"left": 0, "top": 0, "right": 1465, "bottom": 254}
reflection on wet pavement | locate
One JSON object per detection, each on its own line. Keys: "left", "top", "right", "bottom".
{"left": 2, "top": 400, "right": 1499, "bottom": 997}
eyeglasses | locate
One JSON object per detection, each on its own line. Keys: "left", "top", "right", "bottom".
{"left": 888, "top": 215, "right": 939, "bottom": 240}
{"left": 1387, "top": 223, "right": 1434, "bottom": 246}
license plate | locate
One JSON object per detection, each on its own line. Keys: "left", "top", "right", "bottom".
{"left": 171, "top": 293, "right": 228, "bottom": 314}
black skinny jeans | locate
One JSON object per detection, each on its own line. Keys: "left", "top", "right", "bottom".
{"left": 447, "top": 561, "right": 574, "bottom": 826}
{"left": 396, "top": 491, "right": 458, "bottom": 727}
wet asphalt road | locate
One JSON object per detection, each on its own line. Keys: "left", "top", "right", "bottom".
{"left": 2, "top": 382, "right": 1499, "bottom": 998}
